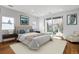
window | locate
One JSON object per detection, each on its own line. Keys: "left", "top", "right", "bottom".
{"left": 2, "top": 16, "right": 14, "bottom": 30}
{"left": 47, "top": 20, "right": 53, "bottom": 32}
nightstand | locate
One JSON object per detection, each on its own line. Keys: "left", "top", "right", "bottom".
{"left": 2, "top": 34, "right": 18, "bottom": 42}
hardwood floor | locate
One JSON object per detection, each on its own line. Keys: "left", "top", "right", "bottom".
{"left": 0, "top": 40, "right": 15, "bottom": 54}
{"left": 64, "top": 42, "right": 79, "bottom": 54}
{"left": 0, "top": 40, "right": 79, "bottom": 54}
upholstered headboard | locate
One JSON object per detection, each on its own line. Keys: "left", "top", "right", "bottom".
{"left": 15, "top": 25, "right": 32, "bottom": 34}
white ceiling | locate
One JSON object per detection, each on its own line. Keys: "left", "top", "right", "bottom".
{"left": 2, "top": 5, "right": 79, "bottom": 17}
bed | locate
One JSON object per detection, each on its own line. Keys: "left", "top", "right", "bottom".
{"left": 10, "top": 38, "right": 67, "bottom": 54}
{"left": 17, "top": 32, "right": 51, "bottom": 49}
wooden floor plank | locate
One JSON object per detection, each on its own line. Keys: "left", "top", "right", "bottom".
{"left": 0, "top": 40, "right": 15, "bottom": 54}
{"left": 0, "top": 40, "right": 79, "bottom": 54}
{"left": 64, "top": 42, "right": 79, "bottom": 54}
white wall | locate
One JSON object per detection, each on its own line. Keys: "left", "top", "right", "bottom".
{"left": 43, "top": 8, "right": 79, "bottom": 37}
{"left": 0, "top": 6, "right": 38, "bottom": 42}
{"left": 1, "top": 6, "right": 79, "bottom": 42}
{"left": 0, "top": 6, "right": 29, "bottom": 26}
{"left": 53, "top": 9, "right": 79, "bottom": 37}
{"left": 29, "top": 16, "right": 39, "bottom": 31}
{"left": 0, "top": 8, "right": 2, "bottom": 42}
{"left": 38, "top": 17, "right": 45, "bottom": 33}
{"left": 0, "top": 6, "right": 39, "bottom": 29}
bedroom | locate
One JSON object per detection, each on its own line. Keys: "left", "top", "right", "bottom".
{"left": 0, "top": 5, "right": 79, "bottom": 54}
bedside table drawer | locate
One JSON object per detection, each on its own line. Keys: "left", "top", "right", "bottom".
{"left": 2, "top": 34, "right": 18, "bottom": 39}
{"left": 2, "top": 34, "right": 18, "bottom": 42}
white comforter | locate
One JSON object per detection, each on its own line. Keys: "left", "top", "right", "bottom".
{"left": 18, "top": 32, "right": 51, "bottom": 49}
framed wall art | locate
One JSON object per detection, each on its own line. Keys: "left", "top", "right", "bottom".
{"left": 67, "top": 14, "right": 77, "bottom": 25}
{"left": 20, "top": 15, "right": 29, "bottom": 25}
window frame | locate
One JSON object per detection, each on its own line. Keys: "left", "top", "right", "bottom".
{"left": 2, "top": 16, "right": 15, "bottom": 30}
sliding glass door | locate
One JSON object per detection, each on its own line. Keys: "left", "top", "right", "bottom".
{"left": 45, "top": 16, "right": 63, "bottom": 35}
{"left": 53, "top": 17, "right": 63, "bottom": 34}
{"left": 47, "top": 20, "right": 53, "bottom": 32}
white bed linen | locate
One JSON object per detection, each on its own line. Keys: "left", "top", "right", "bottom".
{"left": 17, "top": 32, "right": 39, "bottom": 41}
{"left": 18, "top": 32, "right": 51, "bottom": 49}
{"left": 10, "top": 39, "right": 67, "bottom": 54}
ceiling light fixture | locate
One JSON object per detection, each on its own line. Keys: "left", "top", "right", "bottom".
{"left": 8, "top": 5, "right": 14, "bottom": 7}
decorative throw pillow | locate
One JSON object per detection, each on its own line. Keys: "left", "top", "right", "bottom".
{"left": 30, "top": 29, "right": 33, "bottom": 32}
{"left": 19, "top": 30, "right": 25, "bottom": 34}
{"left": 16, "top": 29, "right": 25, "bottom": 34}
{"left": 25, "top": 29, "right": 29, "bottom": 33}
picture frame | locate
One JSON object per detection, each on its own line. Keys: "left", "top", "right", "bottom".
{"left": 67, "top": 14, "right": 77, "bottom": 25}
{"left": 20, "top": 15, "right": 29, "bottom": 25}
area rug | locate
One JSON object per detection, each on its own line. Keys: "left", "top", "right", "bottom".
{"left": 10, "top": 39, "right": 67, "bottom": 54}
